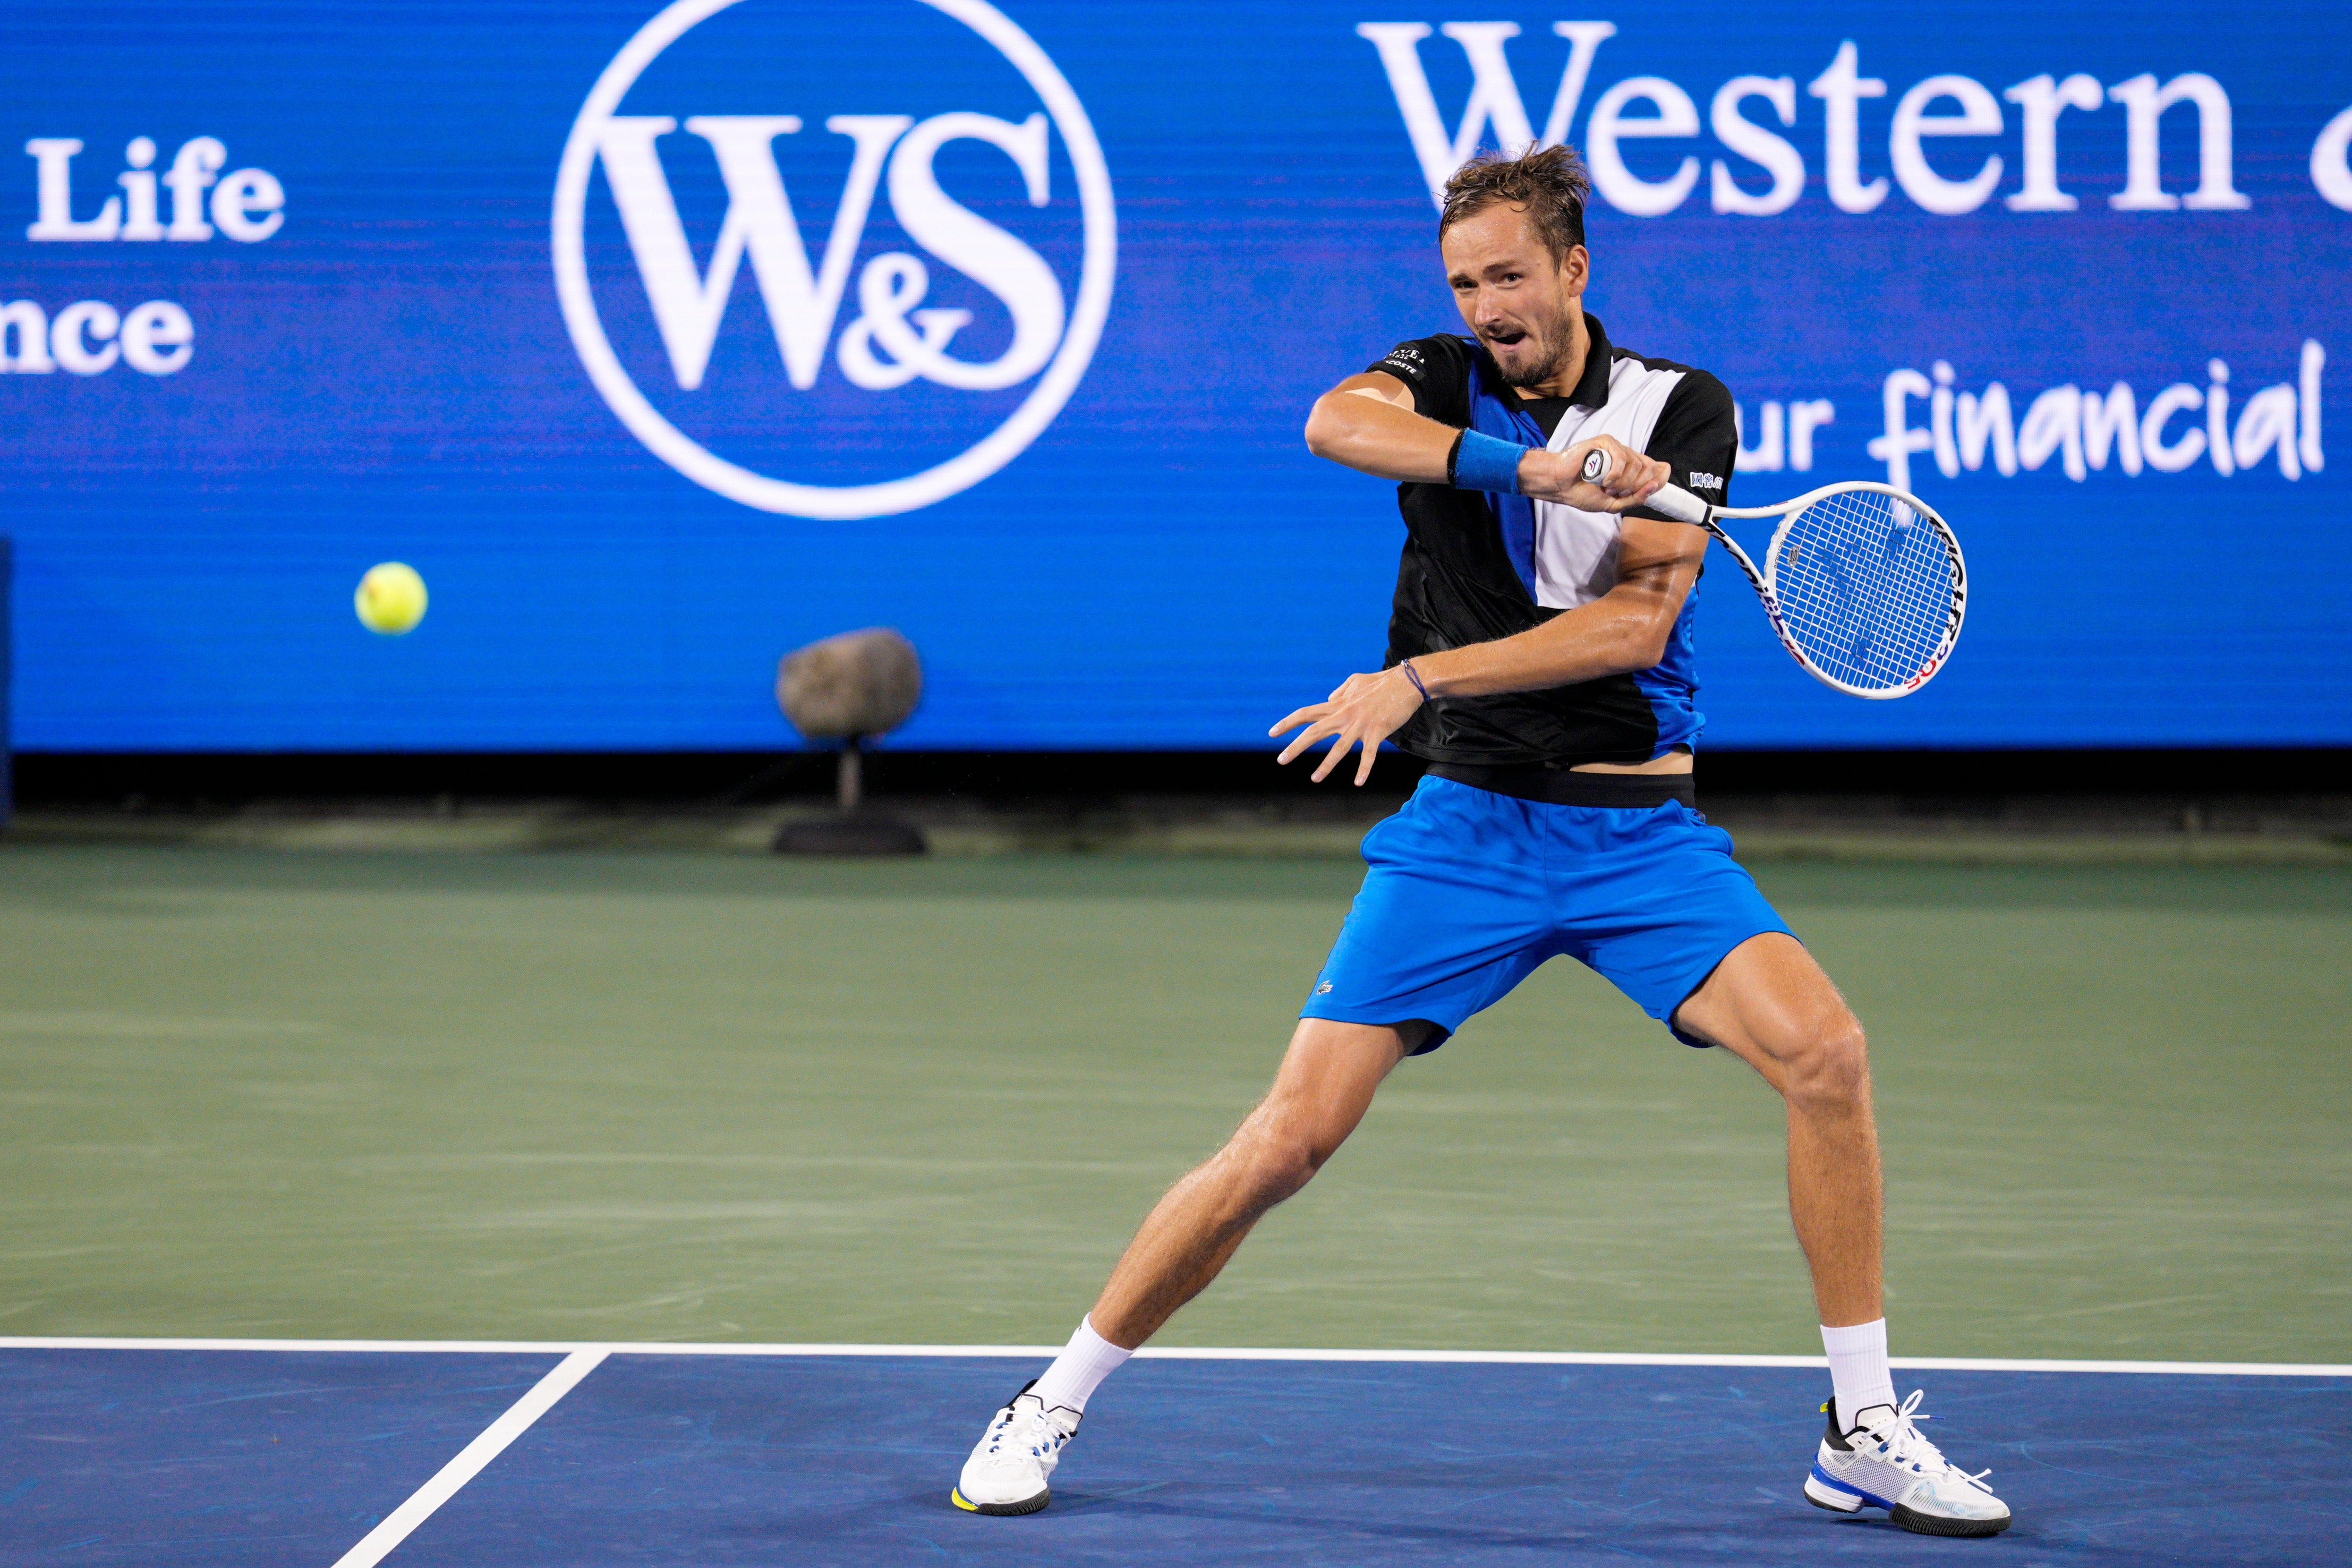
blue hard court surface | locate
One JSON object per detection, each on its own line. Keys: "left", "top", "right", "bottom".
{"left": 4, "top": 1350, "right": 2348, "bottom": 1565}
{"left": 0, "top": 1349, "right": 562, "bottom": 1563}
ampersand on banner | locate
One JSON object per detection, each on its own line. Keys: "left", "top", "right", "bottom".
{"left": 837, "top": 252, "right": 974, "bottom": 389}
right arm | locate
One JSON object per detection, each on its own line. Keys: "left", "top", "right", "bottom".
{"left": 1302, "top": 372, "right": 1454, "bottom": 481}
{"left": 1302, "top": 372, "right": 1666, "bottom": 510}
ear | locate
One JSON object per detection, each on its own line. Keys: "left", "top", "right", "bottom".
{"left": 1558, "top": 243, "right": 1590, "bottom": 297}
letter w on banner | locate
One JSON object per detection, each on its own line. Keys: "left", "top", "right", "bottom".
{"left": 1355, "top": 21, "right": 1619, "bottom": 206}
{"left": 594, "top": 114, "right": 906, "bottom": 390}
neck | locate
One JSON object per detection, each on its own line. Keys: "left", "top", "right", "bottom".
{"left": 1511, "top": 308, "right": 1589, "bottom": 401}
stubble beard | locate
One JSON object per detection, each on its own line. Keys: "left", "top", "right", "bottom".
{"left": 1491, "top": 313, "right": 1569, "bottom": 389}
{"left": 1495, "top": 338, "right": 1564, "bottom": 389}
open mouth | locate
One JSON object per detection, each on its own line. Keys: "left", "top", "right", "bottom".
{"left": 1484, "top": 326, "right": 1529, "bottom": 350}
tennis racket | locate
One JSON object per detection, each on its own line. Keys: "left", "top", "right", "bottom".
{"left": 1581, "top": 448, "right": 1966, "bottom": 699}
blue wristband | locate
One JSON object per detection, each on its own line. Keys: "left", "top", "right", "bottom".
{"left": 1450, "top": 428, "right": 1526, "bottom": 495}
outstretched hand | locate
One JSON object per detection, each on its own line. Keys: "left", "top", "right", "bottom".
{"left": 1271, "top": 665, "right": 1425, "bottom": 786}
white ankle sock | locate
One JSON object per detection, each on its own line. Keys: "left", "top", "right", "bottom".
{"left": 1820, "top": 1318, "right": 1897, "bottom": 1429}
{"left": 1029, "top": 1316, "right": 1132, "bottom": 1419}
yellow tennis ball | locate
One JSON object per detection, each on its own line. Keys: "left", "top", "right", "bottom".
{"left": 354, "top": 561, "right": 428, "bottom": 635}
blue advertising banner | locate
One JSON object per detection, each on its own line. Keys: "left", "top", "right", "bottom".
{"left": 1, "top": 0, "right": 2345, "bottom": 750}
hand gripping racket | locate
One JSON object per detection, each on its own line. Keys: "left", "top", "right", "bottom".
{"left": 1581, "top": 448, "right": 1967, "bottom": 699}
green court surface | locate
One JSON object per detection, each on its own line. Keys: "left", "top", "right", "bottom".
{"left": 1, "top": 846, "right": 2345, "bottom": 1364}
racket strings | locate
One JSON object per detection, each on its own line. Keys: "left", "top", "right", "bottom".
{"left": 1769, "top": 491, "right": 1958, "bottom": 691}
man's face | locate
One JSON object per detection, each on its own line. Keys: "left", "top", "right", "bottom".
{"left": 1441, "top": 202, "right": 1588, "bottom": 389}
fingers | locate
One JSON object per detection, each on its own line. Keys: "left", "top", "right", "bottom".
{"left": 1552, "top": 440, "right": 1640, "bottom": 508}
{"left": 1269, "top": 703, "right": 1326, "bottom": 739}
{"left": 1623, "top": 447, "right": 1669, "bottom": 502}
{"left": 1274, "top": 711, "right": 1378, "bottom": 782}
{"left": 1310, "top": 729, "right": 1362, "bottom": 783}
{"left": 1553, "top": 438, "right": 1671, "bottom": 514}
{"left": 1594, "top": 437, "right": 1658, "bottom": 498}
{"left": 1278, "top": 721, "right": 1377, "bottom": 781}
{"left": 1276, "top": 667, "right": 1416, "bottom": 782}
{"left": 1584, "top": 438, "right": 1667, "bottom": 498}
{"left": 1276, "top": 716, "right": 1339, "bottom": 766}
{"left": 1272, "top": 702, "right": 1337, "bottom": 768}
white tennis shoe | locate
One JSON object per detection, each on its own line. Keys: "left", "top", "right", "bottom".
{"left": 1805, "top": 1389, "right": 2012, "bottom": 1537}
{"left": 951, "top": 1382, "right": 1078, "bottom": 1516}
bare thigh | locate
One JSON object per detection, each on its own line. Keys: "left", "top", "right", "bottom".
{"left": 1672, "top": 932, "right": 1863, "bottom": 1092}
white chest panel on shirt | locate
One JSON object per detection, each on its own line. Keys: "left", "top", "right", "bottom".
{"left": 1530, "top": 356, "right": 1687, "bottom": 610}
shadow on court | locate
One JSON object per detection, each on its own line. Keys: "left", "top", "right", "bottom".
{"left": 4, "top": 1349, "right": 2345, "bottom": 1565}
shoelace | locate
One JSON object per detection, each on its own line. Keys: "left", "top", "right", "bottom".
{"left": 1861, "top": 1390, "right": 1993, "bottom": 1491}
{"left": 983, "top": 1402, "right": 1066, "bottom": 1461}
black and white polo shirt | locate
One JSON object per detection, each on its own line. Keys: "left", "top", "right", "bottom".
{"left": 1363, "top": 313, "right": 1738, "bottom": 767}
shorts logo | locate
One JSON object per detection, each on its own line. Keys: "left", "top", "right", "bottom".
{"left": 1316, "top": 981, "right": 1334, "bottom": 994}
{"left": 1687, "top": 470, "right": 1724, "bottom": 491}
{"left": 552, "top": 0, "right": 1117, "bottom": 519}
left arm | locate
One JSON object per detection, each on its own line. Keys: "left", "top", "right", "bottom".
{"left": 1414, "top": 515, "right": 1706, "bottom": 694}
{"left": 1269, "top": 516, "right": 1706, "bottom": 783}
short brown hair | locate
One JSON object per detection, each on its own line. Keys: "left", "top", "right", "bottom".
{"left": 1438, "top": 143, "right": 1591, "bottom": 261}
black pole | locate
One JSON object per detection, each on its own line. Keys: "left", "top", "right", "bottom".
{"left": 838, "top": 736, "right": 863, "bottom": 813}
{"left": 774, "top": 732, "right": 923, "bottom": 856}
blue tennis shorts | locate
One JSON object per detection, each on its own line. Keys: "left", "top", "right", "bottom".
{"left": 1300, "top": 773, "right": 1793, "bottom": 1051}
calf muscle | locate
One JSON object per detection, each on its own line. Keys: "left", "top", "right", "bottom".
{"left": 1674, "top": 933, "right": 1885, "bottom": 1328}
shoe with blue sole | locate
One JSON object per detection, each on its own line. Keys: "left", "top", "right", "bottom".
{"left": 1805, "top": 1389, "right": 2012, "bottom": 1537}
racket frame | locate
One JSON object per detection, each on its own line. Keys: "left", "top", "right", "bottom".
{"left": 1581, "top": 453, "right": 1967, "bottom": 700}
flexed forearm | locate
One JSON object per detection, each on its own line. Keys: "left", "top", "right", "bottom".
{"left": 1304, "top": 374, "right": 1671, "bottom": 506}
{"left": 1414, "top": 585, "right": 1684, "bottom": 694}
{"left": 1302, "top": 384, "right": 1458, "bottom": 481}
{"left": 1271, "top": 523, "right": 1702, "bottom": 786}
{"left": 1414, "top": 515, "right": 1707, "bottom": 696}
{"left": 1269, "top": 600, "right": 1671, "bottom": 786}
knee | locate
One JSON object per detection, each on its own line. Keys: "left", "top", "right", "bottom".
{"left": 1222, "top": 1118, "right": 1328, "bottom": 1209}
{"left": 1780, "top": 1016, "right": 1871, "bottom": 1113}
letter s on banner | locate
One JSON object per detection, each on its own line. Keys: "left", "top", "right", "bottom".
{"left": 1710, "top": 76, "right": 1802, "bottom": 216}
{"left": 882, "top": 112, "right": 1063, "bottom": 391}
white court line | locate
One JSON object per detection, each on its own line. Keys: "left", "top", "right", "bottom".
{"left": 2, "top": 1336, "right": 2347, "bottom": 1377}
{"left": 327, "top": 1347, "right": 606, "bottom": 1568}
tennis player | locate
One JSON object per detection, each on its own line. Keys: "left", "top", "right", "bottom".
{"left": 953, "top": 144, "right": 2010, "bottom": 1538}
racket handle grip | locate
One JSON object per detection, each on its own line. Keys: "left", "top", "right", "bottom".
{"left": 1577, "top": 446, "right": 1710, "bottom": 525}
{"left": 1644, "top": 483, "right": 1710, "bottom": 525}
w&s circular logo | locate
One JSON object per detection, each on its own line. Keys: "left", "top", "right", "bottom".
{"left": 552, "top": 0, "right": 1115, "bottom": 518}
